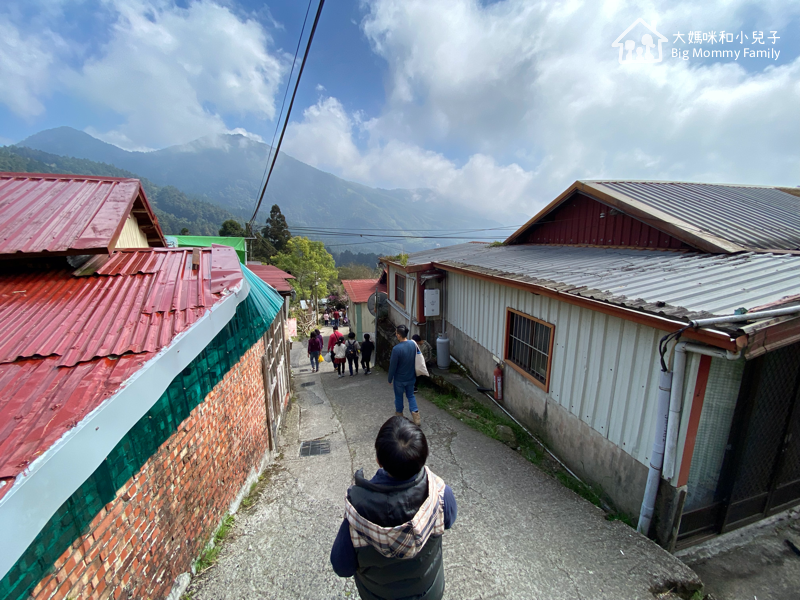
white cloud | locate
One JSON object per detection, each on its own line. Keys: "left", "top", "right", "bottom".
{"left": 0, "top": 20, "right": 58, "bottom": 118}
{"left": 66, "top": 0, "right": 286, "bottom": 149}
{"left": 347, "top": 0, "right": 800, "bottom": 215}
{"left": 284, "top": 96, "right": 534, "bottom": 215}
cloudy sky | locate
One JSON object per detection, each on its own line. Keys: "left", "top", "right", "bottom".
{"left": 1, "top": 0, "right": 798, "bottom": 220}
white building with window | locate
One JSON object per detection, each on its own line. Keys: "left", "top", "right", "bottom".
{"left": 382, "top": 180, "right": 800, "bottom": 551}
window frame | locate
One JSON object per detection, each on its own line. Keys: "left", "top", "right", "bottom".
{"left": 394, "top": 273, "right": 406, "bottom": 307}
{"left": 503, "top": 307, "right": 555, "bottom": 392}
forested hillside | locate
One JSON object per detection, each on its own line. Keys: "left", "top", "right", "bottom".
{"left": 0, "top": 146, "right": 239, "bottom": 236}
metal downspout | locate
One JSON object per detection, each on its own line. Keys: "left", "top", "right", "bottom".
{"left": 637, "top": 370, "right": 671, "bottom": 534}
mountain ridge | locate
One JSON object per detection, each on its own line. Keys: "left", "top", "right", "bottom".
{"left": 17, "top": 127, "right": 510, "bottom": 252}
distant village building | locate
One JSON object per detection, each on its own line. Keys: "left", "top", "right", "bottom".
{"left": 246, "top": 262, "right": 296, "bottom": 321}
{"left": 382, "top": 180, "right": 800, "bottom": 550}
{"left": 0, "top": 173, "right": 290, "bottom": 599}
{"left": 342, "top": 273, "right": 387, "bottom": 341}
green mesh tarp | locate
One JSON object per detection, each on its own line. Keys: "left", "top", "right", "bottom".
{"left": 166, "top": 235, "right": 248, "bottom": 264}
{"left": 1, "top": 280, "right": 281, "bottom": 600}
{"left": 242, "top": 266, "right": 285, "bottom": 325}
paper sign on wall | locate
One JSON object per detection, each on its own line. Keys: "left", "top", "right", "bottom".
{"left": 424, "top": 289, "right": 440, "bottom": 317}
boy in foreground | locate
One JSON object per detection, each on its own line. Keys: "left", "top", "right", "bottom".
{"left": 330, "top": 417, "right": 457, "bottom": 600}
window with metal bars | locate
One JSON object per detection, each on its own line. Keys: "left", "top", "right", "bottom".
{"left": 505, "top": 308, "right": 554, "bottom": 391}
{"left": 395, "top": 274, "right": 406, "bottom": 306}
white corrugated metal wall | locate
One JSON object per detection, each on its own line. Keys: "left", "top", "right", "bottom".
{"left": 447, "top": 271, "right": 697, "bottom": 467}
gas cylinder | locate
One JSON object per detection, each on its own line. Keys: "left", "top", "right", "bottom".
{"left": 493, "top": 363, "right": 504, "bottom": 401}
{"left": 436, "top": 333, "right": 451, "bottom": 369}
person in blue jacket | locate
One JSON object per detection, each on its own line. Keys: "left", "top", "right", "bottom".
{"left": 387, "top": 324, "right": 421, "bottom": 425}
{"left": 330, "top": 416, "right": 457, "bottom": 600}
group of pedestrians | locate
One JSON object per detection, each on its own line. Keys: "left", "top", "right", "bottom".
{"left": 308, "top": 325, "right": 374, "bottom": 378}
{"left": 322, "top": 307, "right": 346, "bottom": 328}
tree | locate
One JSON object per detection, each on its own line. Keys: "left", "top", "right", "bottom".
{"left": 180, "top": 227, "right": 189, "bottom": 235}
{"left": 250, "top": 232, "right": 276, "bottom": 264}
{"left": 262, "top": 204, "right": 291, "bottom": 253}
{"left": 338, "top": 263, "right": 380, "bottom": 281}
{"left": 274, "top": 237, "right": 337, "bottom": 319}
{"left": 219, "top": 219, "right": 246, "bottom": 237}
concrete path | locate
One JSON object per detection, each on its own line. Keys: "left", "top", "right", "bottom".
{"left": 188, "top": 339, "right": 701, "bottom": 599}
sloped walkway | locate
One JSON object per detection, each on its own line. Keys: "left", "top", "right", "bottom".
{"left": 187, "top": 340, "right": 701, "bottom": 599}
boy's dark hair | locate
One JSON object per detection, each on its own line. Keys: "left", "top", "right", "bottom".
{"left": 375, "top": 416, "right": 428, "bottom": 480}
{"left": 348, "top": 332, "right": 356, "bottom": 339}
{"left": 333, "top": 325, "right": 338, "bottom": 331}
{"left": 411, "top": 334, "right": 421, "bottom": 342}
{"left": 363, "top": 333, "right": 371, "bottom": 340}
{"left": 395, "top": 324, "right": 409, "bottom": 338}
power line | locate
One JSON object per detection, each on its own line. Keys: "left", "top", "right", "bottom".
{"left": 254, "top": 0, "right": 314, "bottom": 218}
{"left": 282, "top": 231, "right": 507, "bottom": 240}
{"left": 249, "top": 0, "right": 326, "bottom": 226}
{"left": 289, "top": 224, "right": 522, "bottom": 233}
{"left": 324, "top": 239, "right": 406, "bottom": 248}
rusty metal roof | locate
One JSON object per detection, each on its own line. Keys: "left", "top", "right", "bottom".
{"left": 505, "top": 180, "right": 800, "bottom": 253}
{"left": 342, "top": 279, "right": 387, "bottom": 303}
{"left": 400, "top": 242, "right": 800, "bottom": 321}
{"left": 0, "top": 247, "right": 242, "bottom": 493}
{"left": 245, "top": 263, "right": 295, "bottom": 293}
{"left": 0, "top": 172, "right": 165, "bottom": 256}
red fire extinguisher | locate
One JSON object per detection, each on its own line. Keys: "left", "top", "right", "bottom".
{"left": 493, "top": 363, "right": 503, "bottom": 402}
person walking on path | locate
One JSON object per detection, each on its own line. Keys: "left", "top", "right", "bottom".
{"left": 330, "top": 416, "right": 457, "bottom": 600}
{"left": 308, "top": 331, "right": 323, "bottom": 372}
{"left": 327, "top": 326, "right": 344, "bottom": 364}
{"left": 323, "top": 310, "right": 330, "bottom": 327}
{"left": 333, "top": 337, "right": 347, "bottom": 378}
{"left": 388, "top": 324, "right": 421, "bottom": 425}
{"left": 333, "top": 308, "right": 341, "bottom": 328}
{"left": 360, "top": 333, "right": 374, "bottom": 375}
{"left": 345, "top": 332, "right": 361, "bottom": 376}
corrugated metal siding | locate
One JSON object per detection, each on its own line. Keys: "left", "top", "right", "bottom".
{"left": 594, "top": 181, "right": 800, "bottom": 251}
{"left": 522, "top": 193, "right": 690, "bottom": 250}
{"left": 447, "top": 271, "right": 676, "bottom": 466}
{"left": 115, "top": 214, "right": 149, "bottom": 249}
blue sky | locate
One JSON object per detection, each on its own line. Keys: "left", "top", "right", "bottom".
{"left": 1, "top": 0, "right": 798, "bottom": 218}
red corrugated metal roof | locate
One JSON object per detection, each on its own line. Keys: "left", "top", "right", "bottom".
{"left": 342, "top": 279, "right": 386, "bottom": 303}
{"left": 246, "top": 264, "right": 295, "bottom": 293}
{"left": 0, "top": 247, "right": 242, "bottom": 496}
{"left": 0, "top": 172, "right": 165, "bottom": 256}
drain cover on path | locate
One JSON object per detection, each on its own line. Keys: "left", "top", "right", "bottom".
{"left": 299, "top": 440, "right": 330, "bottom": 456}
{"left": 300, "top": 382, "right": 316, "bottom": 387}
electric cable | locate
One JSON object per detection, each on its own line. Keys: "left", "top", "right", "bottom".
{"left": 249, "top": 0, "right": 326, "bottom": 226}
{"left": 253, "top": 0, "right": 314, "bottom": 226}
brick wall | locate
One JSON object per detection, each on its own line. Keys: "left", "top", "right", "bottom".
{"left": 29, "top": 339, "right": 272, "bottom": 600}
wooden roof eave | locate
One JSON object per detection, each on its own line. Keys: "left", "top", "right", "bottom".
{"left": 504, "top": 180, "right": 746, "bottom": 254}
{"left": 380, "top": 259, "right": 433, "bottom": 274}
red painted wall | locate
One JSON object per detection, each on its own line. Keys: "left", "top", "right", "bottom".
{"left": 518, "top": 193, "right": 691, "bottom": 250}
{"left": 29, "top": 340, "right": 272, "bottom": 600}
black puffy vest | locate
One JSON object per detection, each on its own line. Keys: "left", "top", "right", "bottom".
{"left": 348, "top": 469, "right": 445, "bottom": 600}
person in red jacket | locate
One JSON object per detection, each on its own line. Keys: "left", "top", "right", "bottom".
{"left": 332, "top": 309, "right": 341, "bottom": 327}
{"left": 327, "top": 325, "right": 344, "bottom": 363}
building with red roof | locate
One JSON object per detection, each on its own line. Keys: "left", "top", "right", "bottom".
{"left": 0, "top": 173, "right": 166, "bottom": 256}
{"left": 342, "top": 274, "right": 387, "bottom": 342}
{"left": 0, "top": 174, "right": 289, "bottom": 600}
{"left": 245, "top": 263, "right": 295, "bottom": 295}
